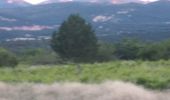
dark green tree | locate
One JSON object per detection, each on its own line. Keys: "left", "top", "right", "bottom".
{"left": 51, "top": 14, "right": 98, "bottom": 62}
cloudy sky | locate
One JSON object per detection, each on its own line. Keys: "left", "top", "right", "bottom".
{"left": 21, "top": 0, "right": 159, "bottom": 4}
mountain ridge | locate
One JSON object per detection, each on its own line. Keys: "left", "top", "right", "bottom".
{"left": 0, "top": 0, "right": 163, "bottom": 8}
{"left": 0, "top": 0, "right": 31, "bottom": 8}
{"left": 0, "top": 1, "right": 170, "bottom": 42}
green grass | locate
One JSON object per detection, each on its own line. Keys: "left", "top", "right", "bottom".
{"left": 0, "top": 60, "right": 170, "bottom": 89}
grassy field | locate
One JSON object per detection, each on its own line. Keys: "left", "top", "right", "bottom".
{"left": 0, "top": 60, "right": 169, "bottom": 89}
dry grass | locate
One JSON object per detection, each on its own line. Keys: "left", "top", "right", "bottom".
{"left": 0, "top": 81, "right": 169, "bottom": 100}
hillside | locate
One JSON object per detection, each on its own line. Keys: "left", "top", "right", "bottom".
{"left": 0, "top": 0, "right": 30, "bottom": 8}
{"left": 0, "top": 1, "right": 170, "bottom": 42}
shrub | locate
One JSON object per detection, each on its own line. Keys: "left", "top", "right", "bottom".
{"left": 20, "top": 49, "right": 62, "bottom": 65}
{"left": 96, "top": 42, "right": 115, "bottom": 62}
{"left": 138, "top": 43, "right": 163, "bottom": 61}
{"left": 0, "top": 48, "right": 18, "bottom": 67}
{"left": 114, "top": 38, "right": 142, "bottom": 60}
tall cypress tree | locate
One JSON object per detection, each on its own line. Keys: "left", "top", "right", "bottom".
{"left": 51, "top": 14, "right": 98, "bottom": 62}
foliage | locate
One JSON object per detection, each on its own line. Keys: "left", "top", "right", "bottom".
{"left": 0, "top": 60, "right": 169, "bottom": 89}
{"left": 160, "top": 40, "right": 170, "bottom": 59}
{"left": 113, "top": 38, "right": 170, "bottom": 61}
{"left": 96, "top": 42, "right": 115, "bottom": 61}
{"left": 19, "top": 48, "right": 62, "bottom": 65}
{"left": 51, "top": 14, "right": 98, "bottom": 62}
{"left": 114, "top": 38, "right": 142, "bottom": 60}
{"left": 138, "top": 43, "right": 162, "bottom": 60}
{"left": 0, "top": 48, "right": 18, "bottom": 67}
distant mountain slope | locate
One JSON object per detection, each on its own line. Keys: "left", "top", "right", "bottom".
{"left": 0, "top": 0, "right": 31, "bottom": 8}
{"left": 40, "top": 0, "right": 113, "bottom": 4}
{"left": 0, "top": 1, "right": 170, "bottom": 42}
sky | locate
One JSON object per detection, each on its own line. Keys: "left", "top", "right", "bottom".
{"left": 23, "top": 0, "right": 159, "bottom": 5}
{"left": 23, "top": 0, "right": 47, "bottom": 4}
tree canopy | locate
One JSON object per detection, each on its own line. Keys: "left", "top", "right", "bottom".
{"left": 51, "top": 14, "right": 98, "bottom": 62}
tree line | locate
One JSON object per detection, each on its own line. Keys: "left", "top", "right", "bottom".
{"left": 105, "top": 38, "right": 170, "bottom": 61}
{"left": 51, "top": 14, "right": 170, "bottom": 62}
{"left": 0, "top": 14, "right": 170, "bottom": 67}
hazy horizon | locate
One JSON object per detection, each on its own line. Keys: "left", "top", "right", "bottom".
{"left": 5, "top": 0, "right": 160, "bottom": 5}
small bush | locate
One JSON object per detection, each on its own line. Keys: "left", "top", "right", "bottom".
{"left": 96, "top": 43, "right": 115, "bottom": 62}
{"left": 20, "top": 49, "right": 62, "bottom": 65}
{"left": 0, "top": 48, "right": 18, "bottom": 67}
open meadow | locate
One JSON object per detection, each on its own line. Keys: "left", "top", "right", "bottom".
{"left": 0, "top": 60, "right": 169, "bottom": 89}
{"left": 0, "top": 60, "right": 170, "bottom": 100}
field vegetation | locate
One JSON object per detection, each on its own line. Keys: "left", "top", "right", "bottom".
{"left": 0, "top": 60, "right": 169, "bottom": 90}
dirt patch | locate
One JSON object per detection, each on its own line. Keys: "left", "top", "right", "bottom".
{"left": 0, "top": 81, "right": 169, "bottom": 100}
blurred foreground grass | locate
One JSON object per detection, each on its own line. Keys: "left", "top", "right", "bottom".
{"left": 0, "top": 60, "right": 169, "bottom": 89}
